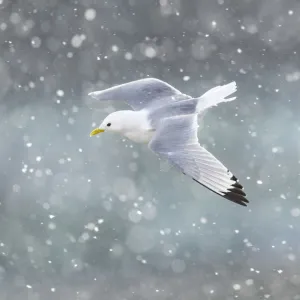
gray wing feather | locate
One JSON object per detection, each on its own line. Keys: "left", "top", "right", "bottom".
{"left": 149, "top": 115, "right": 248, "bottom": 206}
{"left": 88, "top": 78, "right": 189, "bottom": 111}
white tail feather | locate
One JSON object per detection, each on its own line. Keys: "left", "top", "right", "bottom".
{"left": 196, "top": 81, "right": 237, "bottom": 113}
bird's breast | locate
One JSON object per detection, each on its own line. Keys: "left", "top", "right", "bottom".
{"left": 124, "top": 129, "right": 155, "bottom": 144}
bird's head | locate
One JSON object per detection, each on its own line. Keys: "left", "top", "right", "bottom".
{"left": 90, "top": 110, "right": 137, "bottom": 137}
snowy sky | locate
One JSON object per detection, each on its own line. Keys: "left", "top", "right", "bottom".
{"left": 0, "top": 0, "right": 300, "bottom": 299}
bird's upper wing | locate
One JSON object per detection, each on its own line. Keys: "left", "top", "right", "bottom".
{"left": 88, "top": 78, "right": 190, "bottom": 111}
{"left": 149, "top": 114, "right": 248, "bottom": 206}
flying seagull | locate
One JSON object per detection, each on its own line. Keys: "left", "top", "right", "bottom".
{"left": 89, "top": 78, "right": 248, "bottom": 206}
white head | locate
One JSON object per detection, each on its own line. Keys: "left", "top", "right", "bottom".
{"left": 90, "top": 110, "right": 140, "bottom": 137}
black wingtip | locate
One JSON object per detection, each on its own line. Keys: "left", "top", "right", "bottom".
{"left": 223, "top": 190, "right": 249, "bottom": 206}
{"left": 192, "top": 175, "right": 249, "bottom": 207}
{"left": 224, "top": 175, "right": 248, "bottom": 206}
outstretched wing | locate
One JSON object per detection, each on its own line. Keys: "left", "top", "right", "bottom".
{"left": 149, "top": 115, "right": 248, "bottom": 206}
{"left": 88, "top": 78, "right": 189, "bottom": 111}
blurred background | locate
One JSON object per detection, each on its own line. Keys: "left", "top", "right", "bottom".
{"left": 0, "top": 0, "right": 300, "bottom": 299}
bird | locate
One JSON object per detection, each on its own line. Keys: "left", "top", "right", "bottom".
{"left": 88, "top": 78, "right": 248, "bottom": 206}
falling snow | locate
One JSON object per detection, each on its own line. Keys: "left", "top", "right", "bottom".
{"left": 85, "top": 9, "right": 97, "bottom": 21}
{"left": 0, "top": 0, "right": 299, "bottom": 299}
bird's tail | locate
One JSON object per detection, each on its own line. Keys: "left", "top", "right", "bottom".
{"left": 196, "top": 81, "right": 237, "bottom": 113}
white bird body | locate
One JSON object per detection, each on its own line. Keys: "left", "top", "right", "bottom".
{"left": 89, "top": 78, "right": 249, "bottom": 206}
{"left": 95, "top": 81, "right": 238, "bottom": 144}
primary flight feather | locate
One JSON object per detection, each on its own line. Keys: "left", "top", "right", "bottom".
{"left": 89, "top": 78, "right": 248, "bottom": 206}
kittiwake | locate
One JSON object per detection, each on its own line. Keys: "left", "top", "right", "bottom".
{"left": 89, "top": 78, "right": 248, "bottom": 206}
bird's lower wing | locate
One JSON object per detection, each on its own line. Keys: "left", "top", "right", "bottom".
{"left": 149, "top": 115, "right": 248, "bottom": 206}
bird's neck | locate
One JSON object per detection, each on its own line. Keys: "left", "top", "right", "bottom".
{"left": 119, "top": 110, "right": 154, "bottom": 143}
{"left": 119, "top": 110, "right": 150, "bottom": 130}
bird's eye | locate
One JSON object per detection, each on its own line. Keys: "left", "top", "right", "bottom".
{"left": 107, "top": 123, "right": 111, "bottom": 127}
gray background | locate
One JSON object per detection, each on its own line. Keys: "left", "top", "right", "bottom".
{"left": 0, "top": 0, "right": 300, "bottom": 299}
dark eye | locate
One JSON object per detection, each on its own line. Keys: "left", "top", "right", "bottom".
{"left": 107, "top": 123, "right": 111, "bottom": 127}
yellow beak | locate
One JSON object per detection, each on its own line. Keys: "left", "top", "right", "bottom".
{"left": 90, "top": 128, "right": 105, "bottom": 137}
